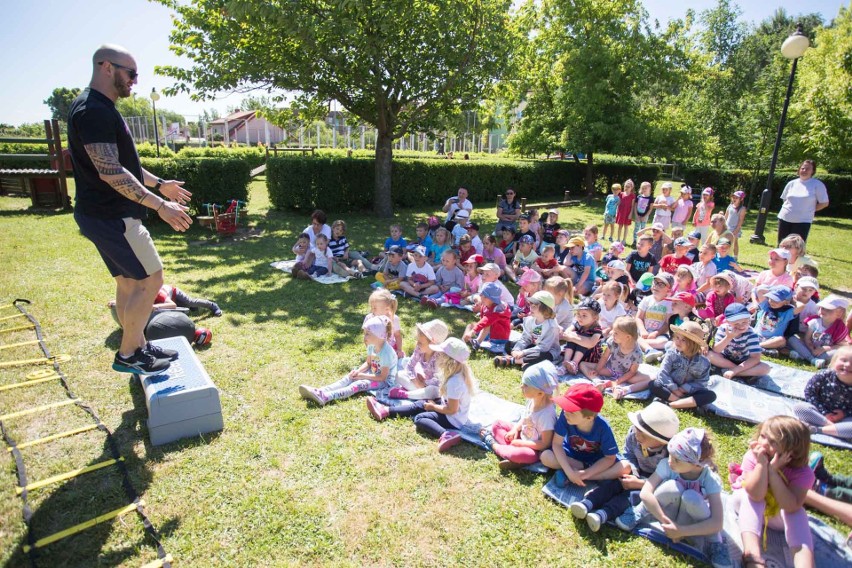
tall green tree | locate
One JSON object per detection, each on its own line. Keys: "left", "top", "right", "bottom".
{"left": 506, "top": 0, "right": 663, "bottom": 196}
{"left": 156, "top": 0, "right": 513, "bottom": 216}
{"left": 788, "top": 5, "right": 852, "bottom": 172}
{"left": 44, "top": 87, "right": 81, "bottom": 121}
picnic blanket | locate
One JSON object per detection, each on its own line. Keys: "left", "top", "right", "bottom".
{"left": 543, "top": 475, "right": 852, "bottom": 567}
{"left": 557, "top": 363, "right": 660, "bottom": 401}
{"left": 270, "top": 260, "right": 351, "bottom": 284}
{"left": 372, "top": 387, "right": 549, "bottom": 473}
{"left": 707, "top": 376, "right": 852, "bottom": 450}
{"left": 748, "top": 361, "right": 814, "bottom": 400}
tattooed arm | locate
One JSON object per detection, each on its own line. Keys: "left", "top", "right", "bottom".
{"left": 83, "top": 142, "right": 192, "bottom": 232}
{"left": 140, "top": 168, "right": 192, "bottom": 205}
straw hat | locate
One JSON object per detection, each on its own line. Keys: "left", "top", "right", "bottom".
{"left": 670, "top": 320, "right": 707, "bottom": 349}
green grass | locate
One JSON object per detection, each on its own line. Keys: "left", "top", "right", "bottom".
{"left": 0, "top": 179, "right": 849, "bottom": 567}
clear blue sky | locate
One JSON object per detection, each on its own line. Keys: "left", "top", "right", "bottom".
{"left": 0, "top": 0, "right": 847, "bottom": 125}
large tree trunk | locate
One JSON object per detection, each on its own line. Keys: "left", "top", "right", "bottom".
{"left": 584, "top": 151, "right": 595, "bottom": 200}
{"left": 374, "top": 129, "right": 394, "bottom": 217}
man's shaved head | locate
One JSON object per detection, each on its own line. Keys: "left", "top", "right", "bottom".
{"left": 92, "top": 44, "right": 134, "bottom": 67}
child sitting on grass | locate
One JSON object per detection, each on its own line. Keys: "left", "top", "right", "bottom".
{"left": 399, "top": 246, "right": 436, "bottom": 300}
{"left": 581, "top": 316, "right": 649, "bottom": 399}
{"left": 732, "top": 416, "right": 815, "bottom": 568}
{"left": 708, "top": 303, "right": 770, "bottom": 380}
{"left": 584, "top": 225, "right": 604, "bottom": 264}
{"left": 377, "top": 223, "right": 407, "bottom": 264}
{"left": 697, "top": 272, "right": 736, "bottom": 326}
{"left": 637, "top": 272, "right": 675, "bottom": 363}
{"left": 374, "top": 245, "right": 407, "bottom": 291}
{"left": 429, "top": 226, "right": 452, "bottom": 267}
{"left": 496, "top": 291, "right": 561, "bottom": 370}
{"left": 499, "top": 226, "right": 518, "bottom": 268}
{"left": 791, "top": 276, "right": 820, "bottom": 336}
{"left": 571, "top": 402, "right": 679, "bottom": 532}
{"left": 753, "top": 285, "right": 796, "bottom": 354}
{"left": 692, "top": 243, "right": 718, "bottom": 296}
{"left": 511, "top": 268, "right": 542, "bottom": 326}
{"left": 563, "top": 236, "right": 596, "bottom": 297}
{"left": 482, "top": 361, "right": 558, "bottom": 469}
{"left": 306, "top": 233, "right": 333, "bottom": 277}
{"left": 299, "top": 315, "right": 397, "bottom": 406}
{"left": 482, "top": 234, "right": 507, "bottom": 274}
{"left": 711, "top": 238, "right": 742, "bottom": 273}
{"left": 366, "top": 289, "right": 404, "bottom": 358}
{"left": 474, "top": 263, "right": 515, "bottom": 310}
{"left": 534, "top": 243, "right": 561, "bottom": 278}
{"left": 367, "top": 338, "right": 476, "bottom": 453}
{"left": 388, "top": 319, "right": 450, "bottom": 400}
{"left": 456, "top": 254, "right": 484, "bottom": 308}
{"left": 462, "top": 283, "right": 511, "bottom": 354}
{"left": 329, "top": 220, "right": 372, "bottom": 277}
{"left": 616, "top": 428, "right": 730, "bottom": 568}
{"left": 510, "top": 234, "right": 539, "bottom": 281}
{"left": 752, "top": 248, "right": 794, "bottom": 298}
{"left": 793, "top": 346, "right": 852, "bottom": 441}
{"left": 541, "top": 384, "right": 624, "bottom": 486}
{"left": 659, "top": 237, "right": 693, "bottom": 275}
{"left": 421, "top": 249, "right": 465, "bottom": 308}
{"left": 651, "top": 321, "right": 715, "bottom": 411}
{"left": 290, "top": 232, "right": 313, "bottom": 280}
{"left": 625, "top": 234, "right": 657, "bottom": 283}
{"left": 787, "top": 295, "right": 849, "bottom": 368}
{"left": 673, "top": 265, "right": 697, "bottom": 297}
{"left": 597, "top": 281, "right": 627, "bottom": 337}
{"left": 545, "top": 276, "right": 574, "bottom": 333}
{"left": 559, "top": 298, "right": 605, "bottom": 375}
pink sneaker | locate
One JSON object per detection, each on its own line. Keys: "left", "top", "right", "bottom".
{"left": 366, "top": 396, "right": 389, "bottom": 421}
{"left": 437, "top": 431, "right": 462, "bottom": 452}
{"left": 298, "top": 385, "right": 327, "bottom": 407}
{"left": 388, "top": 387, "right": 409, "bottom": 399}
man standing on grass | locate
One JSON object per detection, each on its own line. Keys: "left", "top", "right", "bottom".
{"left": 68, "top": 44, "right": 193, "bottom": 375}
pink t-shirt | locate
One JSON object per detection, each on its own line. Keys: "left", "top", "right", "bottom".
{"left": 755, "top": 270, "right": 794, "bottom": 289}
{"left": 735, "top": 450, "right": 814, "bottom": 492}
{"left": 672, "top": 198, "right": 694, "bottom": 225}
{"left": 483, "top": 247, "right": 507, "bottom": 269}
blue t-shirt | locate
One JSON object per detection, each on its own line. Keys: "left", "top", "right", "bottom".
{"left": 407, "top": 235, "right": 433, "bottom": 252}
{"left": 569, "top": 252, "right": 597, "bottom": 280}
{"left": 384, "top": 236, "right": 407, "bottom": 250}
{"left": 554, "top": 413, "right": 619, "bottom": 464}
{"left": 605, "top": 194, "right": 620, "bottom": 216}
{"left": 754, "top": 301, "right": 796, "bottom": 340}
{"left": 712, "top": 254, "right": 738, "bottom": 272}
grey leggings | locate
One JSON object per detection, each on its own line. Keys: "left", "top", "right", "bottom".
{"left": 792, "top": 402, "right": 852, "bottom": 440}
{"left": 786, "top": 335, "right": 837, "bottom": 364}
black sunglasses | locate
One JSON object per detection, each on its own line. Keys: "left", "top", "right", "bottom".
{"left": 100, "top": 60, "right": 138, "bottom": 80}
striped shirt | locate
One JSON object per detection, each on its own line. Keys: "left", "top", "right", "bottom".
{"left": 328, "top": 236, "right": 349, "bottom": 258}
{"left": 714, "top": 325, "right": 762, "bottom": 364}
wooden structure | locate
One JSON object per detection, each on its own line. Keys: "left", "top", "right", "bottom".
{"left": 0, "top": 119, "right": 70, "bottom": 208}
{"left": 265, "top": 146, "right": 315, "bottom": 158}
{"left": 495, "top": 191, "right": 581, "bottom": 213}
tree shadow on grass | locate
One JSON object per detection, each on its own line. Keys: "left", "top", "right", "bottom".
{"left": 1, "top": 371, "right": 224, "bottom": 567}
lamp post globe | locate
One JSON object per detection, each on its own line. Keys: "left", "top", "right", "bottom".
{"left": 750, "top": 24, "right": 810, "bottom": 246}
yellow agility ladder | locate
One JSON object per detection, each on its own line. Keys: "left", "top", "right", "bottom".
{"left": 0, "top": 299, "right": 172, "bottom": 566}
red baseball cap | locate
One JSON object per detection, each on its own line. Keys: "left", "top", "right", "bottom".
{"left": 664, "top": 291, "right": 696, "bottom": 308}
{"left": 554, "top": 384, "right": 603, "bottom": 413}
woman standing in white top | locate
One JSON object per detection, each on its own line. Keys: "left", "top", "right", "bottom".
{"left": 777, "top": 160, "right": 829, "bottom": 244}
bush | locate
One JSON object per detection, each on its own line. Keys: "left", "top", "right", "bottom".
{"left": 139, "top": 157, "right": 252, "bottom": 214}
{"left": 266, "top": 156, "right": 659, "bottom": 212}
{"left": 136, "top": 142, "right": 176, "bottom": 158}
{"left": 0, "top": 142, "right": 52, "bottom": 169}
{"left": 176, "top": 146, "right": 266, "bottom": 169}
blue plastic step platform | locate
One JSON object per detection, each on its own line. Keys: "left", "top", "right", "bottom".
{"left": 138, "top": 336, "right": 223, "bottom": 446}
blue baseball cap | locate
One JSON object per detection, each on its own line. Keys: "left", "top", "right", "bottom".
{"left": 765, "top": 285, "right": 793, "bottom": 303}
{"left": 480, "top": 282, "right": 503, "bottom": 306}
{"left": 724, "top": 302, "right": 751, "bottom": 323}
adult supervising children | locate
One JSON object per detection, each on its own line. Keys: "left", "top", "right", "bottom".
{"left": 69, "top": 44, "right": 193, "bottom": 375}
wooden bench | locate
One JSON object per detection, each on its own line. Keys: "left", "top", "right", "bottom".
{"left": 495, "top": 191, "right": 582, "bottom": 213}
{"left": 265, "top": 146, "right": 315, "bottom": 158}
{"left": 0, "top": 119, "right": 70, "bottom": 208}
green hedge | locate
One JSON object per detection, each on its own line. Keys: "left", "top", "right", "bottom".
{"left": 266, "top": 157, "right": 660, "bottom": 211}
{"left": 681, "top": 167, "right": 852, "bottom": 214}
{"left": 139, "top": 157, "right": 251, "bottom": 214}
{"left": 176, "top": 146, "right": 266, "bottom": 169}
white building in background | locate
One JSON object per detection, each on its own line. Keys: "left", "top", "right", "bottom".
{"left": 208, "top": 110, "right": 287, "bottom": 145}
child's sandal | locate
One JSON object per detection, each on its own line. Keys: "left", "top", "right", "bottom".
{"left": 742, "top": 553, "right": 765, "bottom": 567}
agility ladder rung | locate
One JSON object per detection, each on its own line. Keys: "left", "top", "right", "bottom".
{"left": 0, "top": 323, "right": 35, "bottom": 334}
{"left": 17, "top": 457, "right": 125, "bottom": 494}
{"left": 140, "top": 554, "right": 174, "bottom": 568}
{"left": 0, "top": 312, "right": 27, "bottom": 322}
{"left": 0, "top": 398, "right": 76, "bottom": 421}
{"left": 0, "top": 374, "right": 61, "bottom": 393}
{"left": 0, "top": 339, "right": 40, "bottom": 350}
{"left": 8, "top": 424, "right": 99, "bottom": 452}
{"left": 0, "top": 353, "right": 71, "bottom": 369}
{"left": 22, "top": 500, "right": 144, "bottom": 553}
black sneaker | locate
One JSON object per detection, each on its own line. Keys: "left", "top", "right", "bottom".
{"left": 211, "top": 303, "right": 223, "bottom": 317}
{"left": 112, "top": 348, "right": 171, "bottom": 375}
{"left": 146, "top": 341, "right": 179, "bottom": 362}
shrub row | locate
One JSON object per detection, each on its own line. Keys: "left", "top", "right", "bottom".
{"left": 139, "top": 158, "right": 252, "bottom": 214}
{"left": 266, "top": 157, "right": 660, "bottom": 211}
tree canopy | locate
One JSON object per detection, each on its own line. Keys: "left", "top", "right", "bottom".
{"left": 157, "top": 0, "right": 513, "bottom": 216}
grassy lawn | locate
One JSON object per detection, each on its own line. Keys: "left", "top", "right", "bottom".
{"left": 0, "top": 178, "right": 850, "bottom": 567}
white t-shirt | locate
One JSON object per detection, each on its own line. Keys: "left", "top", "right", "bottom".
{"left": 471, "top": 235, "right": 484, "bottom": 254}
{"left": 444, "top": 373, "right": 472, "bottom": 428}
{"left": 797, "top": 300, "right": 818, "bottom": 333}
{"left": 302, "top": 224, "right": 332, "bottom": 247}
{"left": 445, "top": 198, "right": 473, "bottom": 223}
{"left": 691, "top": 261, "right": 717, "bottom": 288}
{"left": 778, "top": 178, "right": 829, "bottom": 224}
{"left": 653, "top": 195, "right": 674, "bottom": 223}
{"left": 519, "top": 400, "right": 557, "bottom": 442}
{"left": 405, "top": 262, "right": 436, "bottom": 285}
{"left": 554, "top": 299, "right": 574, "bottom": 332}
{"left": 600, "top": 301, "right": 627, "bottom": 330}
{"left": 310, "top": 246, "right": 333, "bottom": 269}
{"left": 638, "top": 296, "right": 672, "bottom": 334}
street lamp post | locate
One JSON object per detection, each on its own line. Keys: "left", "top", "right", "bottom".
{"left": 150, "top": 88, "right": 161, "bottom": 158}
{"left": 750, "top": 23, "right": 810, "bottom": 245}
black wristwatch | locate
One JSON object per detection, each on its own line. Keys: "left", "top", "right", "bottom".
{"left": 153, "top": 178, "right": 164, "bottom": 192}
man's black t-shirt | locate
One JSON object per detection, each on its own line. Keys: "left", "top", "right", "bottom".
{"left": 68, "top": 88, "right": 145, "bottom": 219}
